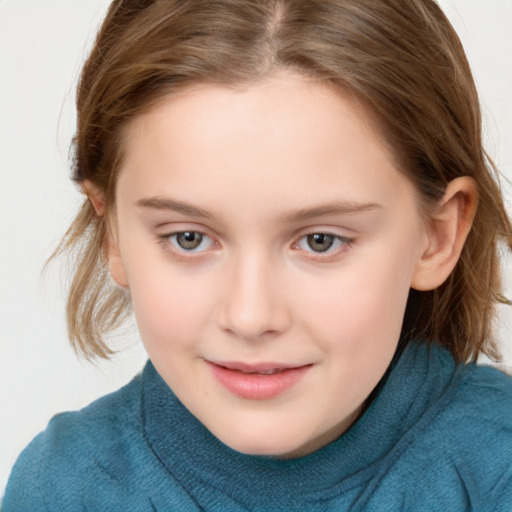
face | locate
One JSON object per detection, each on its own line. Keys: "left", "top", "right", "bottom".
{"left": 111, "top": 72, "right": 429, "bottom": 458}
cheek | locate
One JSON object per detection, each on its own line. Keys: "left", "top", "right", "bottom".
{"left": 299, "top": 239, "right": 418, "bottom": 354}
{"left": 123, "top": 249, "right": 215, "bottom": 349}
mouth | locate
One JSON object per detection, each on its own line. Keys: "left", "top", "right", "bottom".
{"left": 206, "top": 360, "right": 312, "bottom": 400}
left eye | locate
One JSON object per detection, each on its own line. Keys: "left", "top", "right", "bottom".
{"left": 167, "top": 231, "right": 214, "bottom": 252}
{"left": 296, "top": 233, "right": 349, "bottom": 253}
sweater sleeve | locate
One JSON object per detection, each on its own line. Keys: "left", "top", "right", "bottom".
{"left": 2, "top": 432, "right": 50, "bottom": 512}
{"left": 2, "top": 407, "right": 131, "bottom": 512}
{"left": 2, "top": 409, "right": 128, "bottom": 511}
{"left": 2, "top": 376, "right": 147, "bottom": 512}
{"left": 447, "top": 365, "right": 512, "bottom": 512}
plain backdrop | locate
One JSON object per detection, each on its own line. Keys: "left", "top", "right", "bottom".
{"left": 1, "top": 0, "right": 511, "bottom": 496}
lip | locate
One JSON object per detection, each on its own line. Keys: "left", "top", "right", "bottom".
{"left": 206, "top": 360, "right": 312, "bottom": 400}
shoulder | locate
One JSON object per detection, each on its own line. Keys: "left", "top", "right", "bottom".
{"left": 421, "top": 362, "right": 512, "bottom": 509}
{"left": 376, "top": 358, "right": 512, "bottom": 511}
{"left": 2, "top": 371, "right": 148, "bottom": 511}
{"left": 449, "top": 362, "right": 512, "bottom": 449}
{"left": 447, "top": 362, "right": 512, "bottom": 439}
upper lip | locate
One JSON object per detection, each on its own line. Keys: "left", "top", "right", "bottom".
{"left": 207, "top": 360, "right": 311, "bottom": 373}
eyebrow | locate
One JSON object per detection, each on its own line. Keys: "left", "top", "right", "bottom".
{"left": 136, "top": 196, "right": 381, "bottom": 222}
{"left": 137, "top": 197, "right": 213, "bottom": 219}
{"left": 279, "top": 201, "right": 381, "bottom": 223}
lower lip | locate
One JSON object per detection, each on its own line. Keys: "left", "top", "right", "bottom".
{"left": 207, "top": 362, "right": 311, "bottom": 400}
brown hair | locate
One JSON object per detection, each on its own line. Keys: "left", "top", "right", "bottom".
{"left": 56, "top": 0, "right": 512, "bottom": 362}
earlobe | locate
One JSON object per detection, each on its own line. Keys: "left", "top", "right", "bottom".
{"left": 81, "top": 180, "right": 129, "bottom": 288}
{"left": 108, "top": 243, "right": 129, "bottom": 288}
{"left": 411, "top": 177, "right": 478, "bottom": 291}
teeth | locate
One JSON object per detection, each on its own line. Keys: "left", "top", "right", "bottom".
{"left": 221, "top": 365, "right": 289, "bottom": 375}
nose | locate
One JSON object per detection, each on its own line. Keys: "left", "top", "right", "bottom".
{"left": 218, "top": 252, "right": 291, "bottom": 342}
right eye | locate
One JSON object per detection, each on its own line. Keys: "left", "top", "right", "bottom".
{"left": 161, "top": 231, "right": 216, "bottom": 253}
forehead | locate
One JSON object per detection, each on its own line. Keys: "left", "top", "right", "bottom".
{"left": 116, "top": 72, "right": 417, "bottom": 219}
{"left": 125, "top": 74, "right": 382, "bottom": 157}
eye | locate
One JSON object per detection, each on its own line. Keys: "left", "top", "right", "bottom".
{"left": 305, "top": 233, "right": 335, "bottom": 252}
{"left": 294, "top": 232, "right": 352, "bottom": 254}
{"left": 161, "top": 231, "right": 216, "bottom": 253}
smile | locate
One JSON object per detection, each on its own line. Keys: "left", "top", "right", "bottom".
{"left": 206, "top": 361, "right": 312, "bottom": 400}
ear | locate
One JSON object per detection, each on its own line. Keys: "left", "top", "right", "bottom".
{"left": 411, "top": 177, "right": 478, "bottom": 291}
{"left": 81, "top": 179, "right": 106, "bottom": 216}
{"left": 81, "top": 180, "right": 129, "bottom": 288}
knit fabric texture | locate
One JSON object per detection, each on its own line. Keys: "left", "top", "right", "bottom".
{"left": 3, "top": 341, "right": 512, "bottom": 511}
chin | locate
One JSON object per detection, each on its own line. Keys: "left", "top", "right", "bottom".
{"left": 231, "top": 442, "right": 300, "bottom": 458}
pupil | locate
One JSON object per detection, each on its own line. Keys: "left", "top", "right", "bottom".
{"left": 177, "top": 232, "right": 202, "bottom": 250}
{"left": 307, "top": 233, "right": 334, "bottom": 252}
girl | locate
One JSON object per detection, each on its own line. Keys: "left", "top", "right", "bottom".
{"left": 3, "top": 0, "right": 512, "bottom": 510}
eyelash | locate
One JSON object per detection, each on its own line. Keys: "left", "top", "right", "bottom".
{"left": 156, "top": 230, "right": 354, "bottom": 261}
{"left": 292, "top": 232, "right": 353, "bottom": 260}
{"left": 157, "top": 230, "right": 217, "bottom": 259}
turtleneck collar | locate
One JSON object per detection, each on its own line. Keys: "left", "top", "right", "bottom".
{"left": 141, "top": 341, "right": 459, "bottom": 509}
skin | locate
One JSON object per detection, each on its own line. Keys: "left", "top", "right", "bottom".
{"left": 85, "top": 72, "right": 477, "bottom": 458}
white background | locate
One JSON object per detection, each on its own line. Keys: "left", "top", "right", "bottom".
{"left": 1, "top": 0, "right": 511, "bottom": 496}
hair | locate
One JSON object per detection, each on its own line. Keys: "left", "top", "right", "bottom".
{"left": 55, "top": 0, "right": 512, "bottom": 362}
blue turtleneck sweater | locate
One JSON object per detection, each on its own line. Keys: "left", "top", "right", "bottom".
{"left": 3, "top": 342, "right": 512, "bottom": 511}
